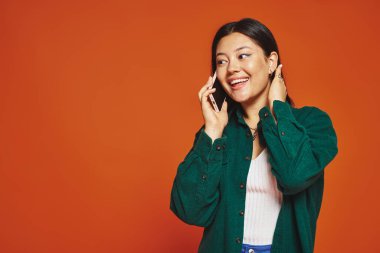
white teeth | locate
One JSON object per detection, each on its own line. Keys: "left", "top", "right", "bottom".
{"left": 230, "top": 78, "right": 249, "bottom": 85}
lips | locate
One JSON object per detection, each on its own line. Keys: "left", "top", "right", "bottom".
{"left": 227, "top": 77, "right": 249, "bottom": 85}
{"left": 230, "top": 79, "right": 248, "bottom": 90}
{"left": 228, "top": 77, "right": 249, "bottom": 90}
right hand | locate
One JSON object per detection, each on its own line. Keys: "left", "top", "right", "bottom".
{"left": 198, "top": 73, "right": 228, "bottom": 141}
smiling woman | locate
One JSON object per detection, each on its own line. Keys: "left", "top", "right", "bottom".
{"left": 216, "top": 33, "right": 277, "bottom": 107}
{"left": 170, "top": 18, "right": 338, "bottom": 253}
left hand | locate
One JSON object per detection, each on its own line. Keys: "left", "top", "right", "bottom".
{"left": 268, "top": 64, "right": 287, "bottom": 122}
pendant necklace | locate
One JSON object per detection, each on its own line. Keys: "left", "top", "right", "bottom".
{"left": 243, "top": 116, "right": 258, "bottom": 141}
{"left": 246, "top": 125, "right": 257, "bottom": 141}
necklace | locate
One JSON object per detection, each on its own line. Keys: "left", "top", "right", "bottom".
{"left": 243, "top": 116, "right": 258, "bottom": 141}
{"left": 247, "top": 125, "right": 257, "bottom": 141}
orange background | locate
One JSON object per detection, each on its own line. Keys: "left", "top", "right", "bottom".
{"left": 1, "top": 0, "right": 379, "bottom": 252}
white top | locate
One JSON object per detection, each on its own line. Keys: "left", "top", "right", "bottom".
{"left": 242, "top": 148, "right": 283, "bottom": 245}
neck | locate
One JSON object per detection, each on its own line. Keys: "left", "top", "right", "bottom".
{"left": 240, "top": 82, "right": 270, "bottom": 127}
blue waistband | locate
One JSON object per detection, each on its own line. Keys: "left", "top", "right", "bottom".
{"left": 241, "top": 243, "right": 271, "bottom": 253}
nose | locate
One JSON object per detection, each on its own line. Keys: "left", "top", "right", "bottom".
{"left": 227, "top": 58, "right": 241, "bottom": 73}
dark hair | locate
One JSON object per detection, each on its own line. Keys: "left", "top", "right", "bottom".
{"left": 211, "top": 18, "right": 295, "bottom": 108}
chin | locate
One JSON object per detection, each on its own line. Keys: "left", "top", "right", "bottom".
{"left": 229, "top": 94, "right": 251, "bottom": 104}
{"left": 227, "top": 88, "right": 250, "bottom": 100}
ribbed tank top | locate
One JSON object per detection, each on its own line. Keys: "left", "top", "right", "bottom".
{"left": 242, "top": 148, "right": 283, "bottom": 245}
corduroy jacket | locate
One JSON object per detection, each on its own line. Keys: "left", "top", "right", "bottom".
{"left": 170, "top": 100, "right": 338, "bottom": 253}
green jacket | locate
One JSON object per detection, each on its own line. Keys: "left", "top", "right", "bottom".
{"left": 170, "top": 100, "right": 338, "bottom": 253}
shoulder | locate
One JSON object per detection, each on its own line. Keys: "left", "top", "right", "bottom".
{"left": 291, "top": 104, "right": 338, "bottom": 160}
{"left": 272, "top": 100, "right": 334, "bottom": 127}
{"left": 291, "top": 104, "right": 333, "bottom": 126}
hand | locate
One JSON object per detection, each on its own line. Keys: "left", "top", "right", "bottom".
{"left": 268, "top": 64, "right": 287, "bottom": 123}
{"left": 198, "top": 73, "right": 228, "bottom": 141}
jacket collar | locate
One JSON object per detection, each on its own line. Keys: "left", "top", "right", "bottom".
{"left": 229, "top": 100, "right": 292, "bottom": 127}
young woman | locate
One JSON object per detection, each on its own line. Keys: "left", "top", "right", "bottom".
{"left": 170, "top": 18, "right": 338, "bottom": 253}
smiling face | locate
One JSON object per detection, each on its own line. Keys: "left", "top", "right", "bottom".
{"left": 215, "top": 32, "right": 277, "bottom": 104}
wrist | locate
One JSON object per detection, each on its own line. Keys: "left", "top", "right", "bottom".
{"left": 204, "top": 126, "right": 223, "bottom": 142}
{"left": 269, "top": 101, "right": 278, "bottom": 125}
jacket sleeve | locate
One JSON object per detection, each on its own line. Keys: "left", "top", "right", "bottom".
{"left": 258, "top": 100, "right": 338, "bottom": 195}
{"left": 170, "top": 126, "right": 227, "bottom": 227}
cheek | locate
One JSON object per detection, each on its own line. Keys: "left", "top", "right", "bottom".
{"left": 245, "top": 61, "right": 256, "bottom": 70}
{"left": 245, "top": 62, "right": 270, "bottom": 86}
{"left": 216, "top": 68, "right": 222, "bottom": 78}
{"left": 245, "top": 60, "right": 266, "bottom": 73}
{"left": 216, "top": 68, "right": 229, "bottom": 87}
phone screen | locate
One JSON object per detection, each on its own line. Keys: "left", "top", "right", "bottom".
{"left": 208, "top": 77, "right": 227, "bottom": 112}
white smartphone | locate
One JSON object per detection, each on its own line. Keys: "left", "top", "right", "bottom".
{"left": 208, "top": 72, "right": 227, "bottom": 112}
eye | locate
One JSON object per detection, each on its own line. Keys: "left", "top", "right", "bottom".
{"left": 239, "top": 53, "right": 251, "bottom": 59}
{"left": 217, "top": 59, "right": 227, "bottom": 65}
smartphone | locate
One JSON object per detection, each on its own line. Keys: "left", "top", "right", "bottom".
{"left": 208, "top": 74, "right": 227, "bottom": 112}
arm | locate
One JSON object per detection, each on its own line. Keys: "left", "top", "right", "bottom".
{"left": 170, "top": 126, "right": 227, "bottom": 227}
{"left": 258, "top": 100, "right": 338, "bottom": 195}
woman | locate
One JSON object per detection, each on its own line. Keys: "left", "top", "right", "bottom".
{"left": 170, "top": 18, "right": 338, "bottom": 253}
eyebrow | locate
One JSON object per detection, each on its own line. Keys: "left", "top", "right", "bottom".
{"left": 216, "top": 46, "right": 252, "bottom": 57}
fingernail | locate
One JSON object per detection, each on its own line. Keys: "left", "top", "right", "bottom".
{"left": 279, "top": 64, "right": 283, "bottom": 68}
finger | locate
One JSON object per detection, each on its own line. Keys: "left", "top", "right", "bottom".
{"left": 202, "top": 88, "right": 216, "bottom": 100}
{"left": 275, "top": 64, "right": 283, "bottom": 80}
{"left": 199, "top": 85, "right": 215, "bottom": 103}
{"left": 200, "top": 88, "right": 216, "bottom": 103}
{"left": 199, "top": 77, "right": 211, "bottom": 101}
{"left": 198, "top": 76, "right": 214, "bottom": 100}
{"left": 202, "top": 92, "right": 217, "bottom": 111}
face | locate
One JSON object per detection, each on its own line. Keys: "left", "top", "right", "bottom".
{"left": 215, "top": 32, "right": 276, "bottom": 104}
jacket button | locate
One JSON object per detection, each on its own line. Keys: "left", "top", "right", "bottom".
{"left": 201, "top": 175, "right": 207, "bottom": 180}
{"left": 248, "top": 249, "right": 255, "bottom": 253}
{"left": 245, "top": 156, "right": 251, "bottom": 160}
{"left": 239, "top": 210, "right": 244, "bottom": 216}
{"left": 216, "top": 145, "right": 221, "bottom": 151}
{"left": 264, "top": 112, "right": 269, "bottom": 117}
{"left": 239, "top": 183, "right": 245, "bottom": 189}
{"left": 281, "top": 131, "right": 285, "bottom": 136}
{"left": 235, "top": 237, "right": 241, "bottom": 244}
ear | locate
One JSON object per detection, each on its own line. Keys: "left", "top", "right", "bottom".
{"left": 268, "top": 52, "right": 279, "bottom": 74}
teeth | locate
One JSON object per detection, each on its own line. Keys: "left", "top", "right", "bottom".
{"left": 230, "top": 78, "right": 249, "bottom": 85}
